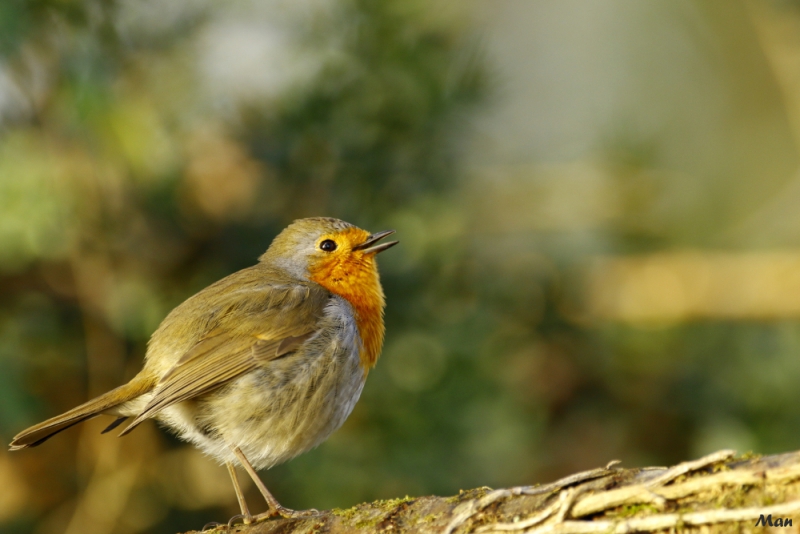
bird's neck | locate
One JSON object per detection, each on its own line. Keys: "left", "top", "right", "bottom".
{"left": 309, "top": 260, "right": 386, "bottom": 371}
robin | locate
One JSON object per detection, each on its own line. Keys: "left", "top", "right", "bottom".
{"left": 9, "top": 217, "right": 398, "bottom": 525}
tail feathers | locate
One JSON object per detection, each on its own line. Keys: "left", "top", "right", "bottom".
{"left": 9, "top": 377, "right": 152, "bottom": 451}
{"left": 101, "top": 416, "right": 128, "bottom": 434}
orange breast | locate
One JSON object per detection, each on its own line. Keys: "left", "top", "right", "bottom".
{"left": 309, "top": 255, "right": 386, "bottom": 371}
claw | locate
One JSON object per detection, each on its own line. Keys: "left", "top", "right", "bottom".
{"left": 280, "top": 507, "right": 321, "bottom": 518}
{"left": 252, "top": 506, "right": 322, "bottom": 521}
{"left": 201, "top": 513, "right": 255, "bottom": 532}
{"left": 227, "top": 514, "right": 250, "bottom": 528}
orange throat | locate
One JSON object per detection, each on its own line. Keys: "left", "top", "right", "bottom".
{"left": 309, "top": 256, "right": 386, "bottom": 371}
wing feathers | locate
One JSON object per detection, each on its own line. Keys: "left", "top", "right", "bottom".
{"left": 119, "top": 282, "right": 326, "bottom": 436}
{"left": 272, "top": 332, "right": 315, "bottom": 361}
{"left": 120, "top": 337, "right": 270, "bottom": 435}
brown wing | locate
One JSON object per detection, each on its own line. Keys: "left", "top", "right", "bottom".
{"left": 119, "top": 330, "right": 314, "bottom": 435}
{"left": 119, "top": 281, "right": 325, "bottom": 436}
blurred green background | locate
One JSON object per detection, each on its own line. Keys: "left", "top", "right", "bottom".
{"left": 3, "top": 0, "right": 800, "bottom": 532}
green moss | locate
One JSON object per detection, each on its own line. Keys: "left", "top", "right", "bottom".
{"left": 330, "top": 506, "right": 360, "bottom": 521}
{"left": 372, "top": 496, "right": 413, "bottom": 509}
{"left": 355, "top": 517, "right": 382, "bottom": 529}
{"left": 330, "top": 509, "right": 381, "bottom": 530}
{"left": 445, "top": 487, "right": 494, "bottom": 504}
{"left": 712, "top": 463, "right": 731, "bottom": 473}
{"left": 717, "top": 489, "right": 747, "bottom": 509}
{"left": 331, "top": 497, "right": 415, "bottom": 529}
{"left": 612, "top": 503, "right": 660, "bottom": 518}
{"left": 761, "top": 494, "right": 777, "bottom": 506}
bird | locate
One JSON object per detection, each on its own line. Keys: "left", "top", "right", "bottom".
{"left": 9, "top": 217, "right": 398, "bottom": 525}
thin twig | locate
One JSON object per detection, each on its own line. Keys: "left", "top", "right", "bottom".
{"left": 442, "top": 489, "right": 515, "bottom": 534}
{"left": 570, "top": 457, "right": 757, "bottom": 518}
{"left": 644, "top": 449, "right": 736, "bottom": 488}
{"left": 444, "top": 462, "right": 623, "bottom": 534}
{"left": 476, "top": 494, "right": 565, "bottom": 532}
{"left": 522, "top": 499, "right": 800, "bottom": 534}
{"left": 522, "top": 462, "right": 622, "bottom": 497}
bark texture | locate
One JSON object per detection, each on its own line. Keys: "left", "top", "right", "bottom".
{"left": 189, "top": 450, "right": 800, "bottom": 534}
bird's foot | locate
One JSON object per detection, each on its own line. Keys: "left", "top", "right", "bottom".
{"left": 253, "top": 505, "right": 321, "bottom": 521}
{"left": 201, "top": 514, "right": 253, "bottom": 531}
{"left": 229, "top": 513, "right": 252, "bottom": 527}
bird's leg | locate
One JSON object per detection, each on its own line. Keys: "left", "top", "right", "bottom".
{"left": 230, "top": 445, "right": 319, "bottom": 520}
{"left": 227, "top": 462, "right": 252, "bottom": 524}
{"left": 230, "top": 445, "right": 287, "bottom": 517}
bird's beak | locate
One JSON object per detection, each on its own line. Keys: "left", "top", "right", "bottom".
{"left": 353, "top": 229, "right": 399, "bottom": 254}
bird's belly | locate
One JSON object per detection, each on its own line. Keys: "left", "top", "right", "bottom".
{"left": 160, "top": 340, "right": 367, "bottom": 470}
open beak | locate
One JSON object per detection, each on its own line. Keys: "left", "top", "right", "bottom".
{"left": 352, "top": 229, "right": 399, "bottom": 255}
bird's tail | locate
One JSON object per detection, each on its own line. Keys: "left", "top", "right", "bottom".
{"left": 9, "top": 376, "right": 153, "bottom": 451}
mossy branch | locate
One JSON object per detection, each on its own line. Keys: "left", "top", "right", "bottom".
{"left": 189, "top": 449, "right": 800, "bottom": 534}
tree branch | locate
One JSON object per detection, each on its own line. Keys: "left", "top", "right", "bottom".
{"left": 188, "top": 449, "right": 800, "bottom": 534}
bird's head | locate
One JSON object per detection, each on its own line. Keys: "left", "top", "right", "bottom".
{"left": 261, "top": 217, "right": 397, "bottom": 287}
{"left": 260, "top": 217, "right": 398, "bottom": 369}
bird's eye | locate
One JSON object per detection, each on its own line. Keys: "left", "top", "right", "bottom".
{"left": 319, "top": 239, "right": 337, "bottom": 252}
